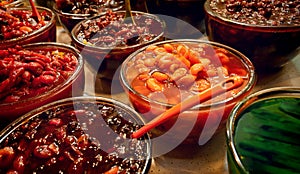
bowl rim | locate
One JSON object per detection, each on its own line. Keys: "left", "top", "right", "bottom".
{"left": 120, "top": 39, "right": 257, "bottom": 109}
{"left": 70, "top": 10, "right": 165, "bottom": 50}
{"left": 226, "top": 86, "right": 300, "bottom": 172}
{"left": 0, "top": 96, "right": 152, "bottom": 174}
{"left": 0, "top": 42, "right": 84, "bottom": 107}
{"left": 204, "top": 0, "right": 300, "bottom": 30}
{"left": 0, "top": 6, "right": 56, "bottom": 44}
{"left": 0, "top": 0, "right": 24, "bottom": 8}
{"left": 52, "top": 2, "right": 123, "bottom": 19}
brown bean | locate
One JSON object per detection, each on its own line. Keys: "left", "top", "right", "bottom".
{"left": 31, "top": 75, "right": 56, "bottom": 88}
{"left": 48, "top": 118, "right": 63, "bottom": 126}
{"left": 143, "top": 58, "right": 156, "bottom": 67}
{"left": 48, "top": 143, "right": 59, "bottom": 155}
{"left": 187, "top": 49, "right": 201, "bottom": 64}
{"left": 158, "top": 54, "right": 175, "bottom": 70}
{"left": 146, "top": 78, "right": 164, "bottom": 92}
{"left": 163, "top": 43, "right": 175, "bottom": 53}
{"left": 0, "top": 147, "right": 15, "bottom": 168}
{"left": 217, "top": 66, "right": 229, "bottom": 77}
{"left": 216, "top": 52, "right": 230, "bottom": 64}
{"left": 190, "top": 63, "right": 204, "bottom": 76}
{"left": 19, "top": 26, "right": 33, "bottom": 33}
{"left": 77, "top": 134, "right": 89, "bottom": 150}
{"left": 13, "top": 155, "right": 25, "bottom": 173}
{"left": 171, "top": 68, "right": 187, "bottom": 81}
{"left": 104, "top": 166, "right": 119, "bottom": 174}
{"left": 151, "top": 71, "right": 169, "bottom": 82}
{"left": 177, "top": 56, "right": 191, "bottom": 68}
{"left": 176, "top": 44, "right": 189, "bottom": 57}
{"left": 176, "top": 74, "right": 195, "bottom": 89}
{"left": 33, "top": 145, "right": 53, "bottom": 158}
{"left": 192, "top": 79, "right": 211, "bottom": 92}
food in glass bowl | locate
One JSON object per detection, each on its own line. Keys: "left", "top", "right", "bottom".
{"left": 0, "top": 0, "right": 24, "bottom": 9}
{"left": 0, "top": 6, "right": 56, "bottom": 49}
{"left": 204, "top": 0, "right": 300, "bottom": 72}
{"left": 120, "top": 39, "right": 256, "bottom": 145}
{"left": 227, "top": 87, "right": 300, "bottom": 174}
{"left": 0, "top": 42, "right": 84, "bottom": 121}
{"left": 53, "top": 0, "right": 124, "bottom": 33}
{"left": 0, "top": 96, "right": 151, "bottom": 173}
{"left": 72, "top": 10, "right": 164, "bottom": 94}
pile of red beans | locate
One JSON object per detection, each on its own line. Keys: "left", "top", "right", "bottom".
{"left": 55, "top": 0, "right": 123, "bottom": 15}
{"left": 77, "top": 10, "right": 163, "bottom": 47}
{"left": 0, "top": 45, "right": 78, "bottom": 103}
{"left": 0, "top": 8, "right": 51, "bottom": 40}
{"left": 209, "top": 0, "right": 300, "bottom": 26}
{"left": 0, "top": 100, "right": 149, "bottom": 173}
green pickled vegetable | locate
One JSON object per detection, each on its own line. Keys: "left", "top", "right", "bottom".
{"left": 234, "top": 97, "right": 300, "bottom": 174}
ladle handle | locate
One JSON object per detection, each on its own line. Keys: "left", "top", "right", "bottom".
{"left": 29, "top": 0, "right": 42, "bottom": 22}
{"left": 124, "top": 0, "right": 136, "bottom": 24}
{"left": 131, "top": 75, "right": 244, "bottom": 139}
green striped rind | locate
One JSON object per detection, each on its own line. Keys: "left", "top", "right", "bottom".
{"left": 234, "top": 97, "right": 300, "bottom": 173}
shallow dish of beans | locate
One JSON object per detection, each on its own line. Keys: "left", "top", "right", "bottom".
{"left": 0, "top": 6, "right": 56, "bottom": 49}
{"left": 0, "top": 42, "right": 84, "bottom": 121}
{"left": 0, "top": 96, "right": 151, "bottom": 174}
{"left": 71, "top": 10, "right": 164, "bottom": 94}
{"left": 204, "top": 0, "right": 300, "bottom": 72}
{"left": 120, "top": 39, "right": 256, "bottom": 145}
{"left": 53, "top": 0, "right": 124, "bottom": 34}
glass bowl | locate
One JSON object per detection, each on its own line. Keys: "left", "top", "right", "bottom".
{"left": 0, "top": 42, "right": 84, "bottom": 122}
{"left": 146, "top": 0, "right": 206, "bottom": 33}
{"left": 0, "top": 0, "right": 24, "bottom": 9}
{"left": 0, "top": 96, "right": 152, "bottom": 173}
{"left": 71, "top": 10, "right": 165, "bottom": 94}
{"left": 120, "top": 39, "right": 256, "bottom": 145}
{"left": 0, "top": 6, "right": 56, "bottom": 49}
{"left": 204, "top": 0, "right": 300, "bottom": 72}
{"left": 227, "top": 87, "right": 300, "bottom": 174}
{"left": 53, "top": 0, "right": 124, "bottom": 34}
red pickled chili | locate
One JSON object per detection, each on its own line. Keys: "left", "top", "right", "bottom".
{"left": 0, "top": 45, "right": 78, "bottom": 103}
{"left": 128, "top": 42, "right": 250, "bottom": 105}
{"left": 0, "top": 8, "right": 51, "bottom": 40}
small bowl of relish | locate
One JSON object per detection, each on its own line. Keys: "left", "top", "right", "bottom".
{"left": 227, "top": 87, "right": 300, "bottom": 173}
{"left": 204, "top": 0, "right": 300, "bottom": 72}
{"left": 0, "top": 96, "right": 152, "bottom": 173}
{"left": 0, "top": 6, "right": 56, "bottom": 49}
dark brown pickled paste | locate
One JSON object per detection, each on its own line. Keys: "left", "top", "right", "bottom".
{"left": 77, "top": 10, "right": 162, "bottom": 47}
{"left": 210, "top": 0, "right": 300, "bottom": 26}
{"left": 0, "top": 101, "right": 149, "bottom": 173}
{"left": 55, "top": 0, "right": 123, "bottom": 14}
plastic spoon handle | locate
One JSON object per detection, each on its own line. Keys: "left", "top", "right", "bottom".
{"left": 131, "top": 75, "right": 244, "bottom": 139}
{"left": 29, "top": 0, "right": 42, "bottom": 22}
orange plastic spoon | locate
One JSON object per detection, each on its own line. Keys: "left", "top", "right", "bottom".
{"left": 29, "top": 0, "right": 42, "bottom": 22}
{"left": 131, "top": 75, "right": 244, "bottom": 139}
